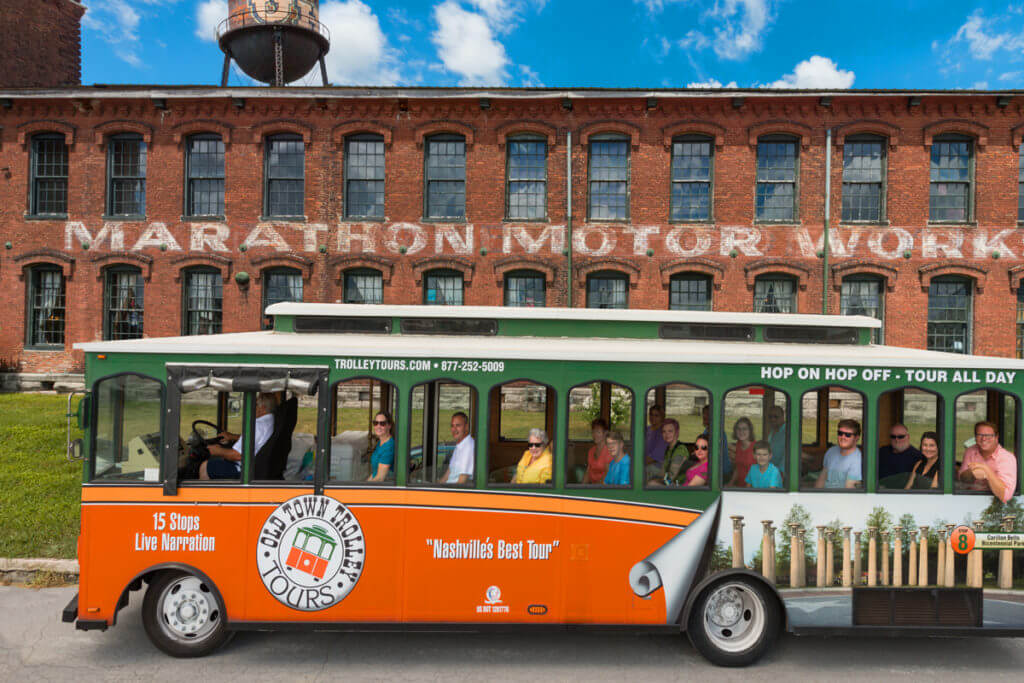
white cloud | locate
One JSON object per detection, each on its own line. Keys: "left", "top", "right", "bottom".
{"left": 935, "top": 9, "right": 1024, "bottom": 73}
{"left": 999, "top": 71, "right": 1023, "bottom": 81}
{"left": 678, "top": 29, "right": 710, "bottom": 50}
{"left": 518, "top": 64, "right": 543, "bottom": 87}
{"left": 320, "top": 0, "right": 401, "bottom": 85}
{"left": 634, "top": 0, "right": 686, "bottom": 13}
{"left": 82, "top": 0, "right": 186, "bottom": 67}
{"left": 765, "top": 55, "right": 855, "bottom": 89}
{"left": 194, "top": 0, "right": 226, "bottom": 43}
{"left": 708, "top": 0, "right": 773, "bottom": 60}
{"left": 954, "top": 11, "right": 1007, "bottom": 60}
{"left": 971, "top": 81, "right": 990, "bottom": 90}
{"left": 431, "top": 0, "right": 510, "bottom": 85}
{"left": 687, "top": 78, "right": 739, "bottom": 88}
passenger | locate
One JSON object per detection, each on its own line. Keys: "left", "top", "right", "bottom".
{"left": 905, "top": 431, "right": 940, "bottom": 490}
{"left": 366, "top": 410, "right": 394, "bottom": 482}
{"left": 513, "top": 428, "right": 552, "bottom": 484}
{"left": 683, "top": 436, "right": 710, "bottom": 486}
{"left": 814, "top": 419, "right": 863, "bottom": 489}
{"left": 200, "top": 392, "right": 277, "bottom": 480}
{"left": 765, "top": 405, "right": 787, "bottom": 471}
{"left": 878, "top": 422, "right": 922, "bottom": 484}
{"left": 440, "top": 411, "right": 475, "bottom": 484}
{"left": 584, "top": 418, "right": 612, "bottom": 484}
{"left": 602, "top": 431, "right": 631, "bottom": 486}
{"left": 652, "top": 418, "right": 691, "bottom": 486}
{"left": 727, "top": 417, "right": 756, "bottom": 487}
{"left": 959, "top": 421, "right": 1017, "bottom": 502}
{"left": 745, "top": 440, "right": 784, "bottom": 489}
{"left": 644, "top": 404, "right": 667, "bottom": 475}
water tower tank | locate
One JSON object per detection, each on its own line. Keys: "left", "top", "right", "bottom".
{"left": 217, "top": 0, "right": 330, "bottom": 86}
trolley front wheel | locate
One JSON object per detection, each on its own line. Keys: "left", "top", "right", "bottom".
{"left": 142, "top": 570, "right": 232, "bottom": 658}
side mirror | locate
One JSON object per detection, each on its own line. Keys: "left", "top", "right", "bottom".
{"left": 67, "top": 438, "right": 83, "bottom": 462}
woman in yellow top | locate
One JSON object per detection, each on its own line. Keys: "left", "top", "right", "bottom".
{"left": 513, "top": 428, "right": 552, "bottom": 484}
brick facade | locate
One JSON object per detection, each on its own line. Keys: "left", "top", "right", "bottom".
{"left": 1, "top": 86, "right": 1024, "bottom": 373}
{"left": 0, "top": 0, "right": 84, "bottom": 88}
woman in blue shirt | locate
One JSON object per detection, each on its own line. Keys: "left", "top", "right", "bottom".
{"left": 367, "top": 410, "right": 395, "bottom": 482}
{"left": 603, "top": 431, "right": 631, "bottom": 486}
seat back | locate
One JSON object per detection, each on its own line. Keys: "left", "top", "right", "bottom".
{"left": 254, "top": 395, "right": 298, "bottom": 480}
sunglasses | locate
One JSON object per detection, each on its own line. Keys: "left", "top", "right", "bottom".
{"left": 976, "top": 433, "right": 996, "bottom": 439}
{"left": 373, "top": 420, "right": 389, "bottom": 426}
{"left": 837, "top": 430, "right": 856, "bottom": 438}
{"left": 528, "top": 442, "right": 544, "bottom": 448}
{"left": 694, "top": 444, "right": 708, "bottom": 450}
{"left": 890, "top": 433, "right": 908, "bottom": 439}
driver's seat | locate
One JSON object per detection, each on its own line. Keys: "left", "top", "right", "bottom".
{"left": 254, "top": 395, "right": 298, "bottom": 480}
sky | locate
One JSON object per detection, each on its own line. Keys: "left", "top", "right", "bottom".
{"left": 78, "top": 0, "right": 1024, "bottom": 90}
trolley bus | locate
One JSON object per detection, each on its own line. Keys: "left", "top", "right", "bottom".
{"left": 62, "top": 304, "right": 1024, "bottom": 666}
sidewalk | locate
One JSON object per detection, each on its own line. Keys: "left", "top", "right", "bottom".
{"left": 0, "top": 558, "right": 79, "bottom": 584}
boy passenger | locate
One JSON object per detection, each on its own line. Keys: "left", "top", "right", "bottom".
{"left": 745, "top": 440, "right": 783, "bottom": 489}
{"left": 814, "top": 419, "right": 862, "bottom": 489}
{"left": 441, "top": 411, "right": 474, "bottom": 484}
{"left": 959, "top": 421, "right": 1017, "bottom": 502}
{"left": 603, "top": 431, "right": 631, "bottom": 486}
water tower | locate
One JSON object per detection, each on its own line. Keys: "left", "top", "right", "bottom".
{"left": 217, "top": 0, "right": 330, "bottom": 86}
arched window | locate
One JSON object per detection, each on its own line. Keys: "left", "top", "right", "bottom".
{"left": 670, "top": 135, "right": 713, "bottom": 222}
{"left": 425, "top": 134, "right": 466, "bottom": 220}
{"left": 840, "top": 275, "right": 884, "bottom": 343}
{"left": 29, "top": 133, "right": 68, "bottom": 217}
{"left": 503, "top": 269, "right": 546, "bottom": 307}
{"left": 644, "top": 382, "right": 712, "bottom": 489}
{"left": 185, "top": 134, "right": 225, "bottom": 218}
{"left": 506, "top": 134, "right": 547, "bottom": 220}
{"left": 753, "top": 274, "right": 796, "bottom": 313}
{"left": 103, "top": 265, "right": 144, "bottom": 340}
{"left": 586, "top": 270, "right": 628, "bottom": 309}
{"left": 261, "top": 267, "right": 303, "bottom": 329}
{"left": 930, "top": 134, "right": 974, "bottom": 223}
{"left": 954, "top": 389, "right": 1019, "bottom": 498}
{"left": 328, "top": 377, "right": 397, "bottom": 484}
{"left": 343, "top": 267, "right": 383, "bottom": 304}
{"left": 26, "top": 265, "right": 66, "bottom": 348}
{"left": 345, "top": 133, "right": 385, "bottom": 219}
{"left": 876, "top": 387, "right": 942, "bottom": 491}
{"left": 927, "top": 276, "right": 972, "bottom": 353}
{"left": 106, "top": 133, "right": 146, "bottom": 217}
{"left": 423, "top": 268, "right": 463, "bottom": 305}
{"left": 799, "top": 385, "right": 865, "bottom": 491}
{"left": 567, "top": 380, "right": 634, "bottom": 486}
{"left": 488, "top": 379, "right": 555, "bottom": 487}
{"left": 841, "top": 134, "right": 886, "bottom": 223}
{"left": 721, "top": 384, "right": 788, "bottom": 490}
{"left": 669, "top": 272, "right": 711, "bottom": 311}
{"left": 410, "top": 379, "right": 477, "bottom": 485}
{"left": 264, "top": 134, "right": 304, "bottom": 218}
{"left": 182, "top": 267, "right": 222, "bottom": 335}
{"left": 755, "top": 135, "right": 798, "bottom": 222}
{"left": 588, "top": 133, "right": 630, "bottom": 221}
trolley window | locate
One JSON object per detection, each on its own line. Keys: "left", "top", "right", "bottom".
{"left": 91, "top": 373, "right": 163, "bottom": 482}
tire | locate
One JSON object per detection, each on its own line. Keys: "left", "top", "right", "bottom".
{"left": 142, "top": 570, "right": 232, "bottom": 658}
{"left": 686, "top": 576, "right": 780, "bottom": 667}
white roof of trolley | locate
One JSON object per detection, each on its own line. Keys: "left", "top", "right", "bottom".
{"left": 262, "top": 303, "right": 882, "bottom": 328}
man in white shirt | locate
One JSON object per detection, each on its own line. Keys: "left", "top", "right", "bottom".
{"left": 441, "top": 411, "right": 474, "bottom": 485}
{"left": 200, "top": 393, "right": 277, "bottom": 480}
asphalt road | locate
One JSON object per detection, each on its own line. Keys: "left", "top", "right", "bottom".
{"left": 4, "top": 585, "right": 1024, "bottom": 682}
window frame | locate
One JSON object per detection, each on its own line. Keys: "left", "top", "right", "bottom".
{"left": 668, "top": 272, "right": 712, "bottom": 311}
{"left": 105, "top": 133, "right": 147, "bottom": 219}
{"left": 28, "top": 133, "right": 69, "bottom": 218}
{"left": 503, "top": 269, "right": 546, "bottom": 307}
{"left": 720, "top": 383, "right": 790, "bottom": 492}
{"left": 669, "top": 134, "right": 714, "bottom": 223}
{"left": 839, "top": 275, "right": 885, "bottom": 343}
{"left": 423, "top": 133, "right": 467, "bottom": 221}
{"left": 798, "top": 384, "right": 868, "bottom": 493}
{"left": 643, "top": 381, "right": 715, "bottom": 491}
{"left": 753, "top": 274, "right": 798, "bottom": 314}
{"left": 181, "top": 267, "right": 224, "bottom": 336}
{"left": 422, "top": 268, "right": 464, "bottom": 306}
{"left": 344, "top": 133, "right": 386, "bottom": 220}
{"left": 587, "top": 133, "right": 631, "bottom": 222}
{"left": 505, "top": 134, "right": 548, "bottom": 221}
{"left": 875, "top": 386, "right": 944, "bottom": 495}
{"left": 487, "top": 378, "right": 556, "bottom": 490}
{"left": 25, "top": 264, "right": 66, "bottom": 350}
{"left": 840, "top": 134, "right": 887, "bottom": 224}
{"left": 263, "top": 133, "right": 305, "bottom": 219}
{"left": 585, "top": 270, "right": 629, "bottom": 309}
{"left": 928, "top": 134, "right": 975, "bottom": 224}
{"left": 564, "top": 379, "right": 636, "bottom": 490}
{"left": 407, "top": 378, "right": 478, "bottom": 488}
{"left": 261, "top": 266, "right": 303, "bottom": 329}
{"left": 102, "top": 265, "right": 145, "bottom": 341}
{"left": 88, "top": 371, "right": 166, "bottom": 484}
{"left": 755, "top": 135, "right": 799, "bottom": 223}
{"left": 926, "top": 275, "right": 973, "bottom": 354}
{"left": 343, "top": 267, "right": 384, "bottom": 305}
{"left": 184, "top": 133, "right": 226, "bottom": 219}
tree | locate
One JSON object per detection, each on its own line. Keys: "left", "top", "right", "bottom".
{"left": 708, "top": 540, "right": 732, "bottom": 572}
{"left": 580, "top": 382, "right": 631, "bottom": 431}
{"left": 979, "top": 497, "right": 1024, "bottom": 533}
{"left": 896, "top": 513, "right": 917, "bottom": 548}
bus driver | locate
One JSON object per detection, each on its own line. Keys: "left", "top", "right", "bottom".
{"left": 200, "top": 392, "right": 277, "bottom": 480}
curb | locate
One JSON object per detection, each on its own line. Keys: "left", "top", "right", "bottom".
{"left": 0, "top": 558, "right": 79, "bottom": 584}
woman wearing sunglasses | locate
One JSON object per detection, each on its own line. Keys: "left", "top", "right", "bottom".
{"left": 684, "top": 436, "right": 710, "bottom": 487}
{"left": 813, "top": 419, "right": 862, "bottom": 489}
{"left": 367, "top": 410, "right": 395, "bottom": 482}
{"left": 513, "top": 428, "right": 552, "bottom": 484}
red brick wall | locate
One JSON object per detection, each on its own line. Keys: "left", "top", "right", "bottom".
{"left": 1, "top": 90, "right": 1023, "bottom": 373}
{"left": 0, "top": 0, "right": 84, "bottom": 88}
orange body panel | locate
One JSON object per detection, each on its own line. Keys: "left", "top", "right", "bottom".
{"left": 78, "top": 486, "right": 698, "bottom": 627}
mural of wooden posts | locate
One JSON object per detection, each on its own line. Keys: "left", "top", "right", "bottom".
{"left": 853, "top": 531, "right": 863, "bottom": 586}
{"left": 842, "top": 527, "right": 852, "bottom": 588}
{"left": 1000, "top": 515, "right": 1016, "bottom": 590}
{"left": 908, "top": 530, "right": 918, "bottom": 586}
{"left": 816, "top": 526, "right": 827, "bottom": 587}
{"left": 944, "top": 523, "right": 956, "bottom": 587}
{"left": 970, "top": 520, "right": 984, "bottom": 588}
{"left": 867, "top": 527, "right": 878, "bottom": 587}
{"left": 918, "top": 526, "right": 929, "bottom": 587}
{"left": 936, "top": 528, "right": 947, "bottom": 587}
{"left": 731, "top": 516, "right": 744, "bottom": 569}
{"left": 789, "top": 523, "right": 800, "bottom": 587}
{"left": 880, "top": 530, "right": 890, "bottom": 587}
{"left": 893, "top": 526, "right": 904, "bottom": 587}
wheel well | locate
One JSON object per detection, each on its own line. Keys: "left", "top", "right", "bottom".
{"left": 114, "top": 564, "right": 227, "bottom": 627}
{"left": 679, "top": 569, "right": 787, "bottom": 633}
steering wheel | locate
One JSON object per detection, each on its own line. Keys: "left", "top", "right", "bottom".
{"left": 187, "top": 420, "right": 225, "bottom": 460}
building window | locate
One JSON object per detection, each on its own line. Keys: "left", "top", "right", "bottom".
{"left": 423, "top": 269, "right": 464, "bottom": 305}
{"left": 425, "top": 134, "right": 466, "bottom": 220}
{"left": 506, "top": 136, "right": 547, "bottom": 220}
{"left": 106, "top": 134, "right": 146, "bottom": 217}
{"left": 755, "top": 137, "right": 798, "bottom": 222}
{"left": 1018, "top": 144, "right": 1023, "bottom": 223}
{"left": 103, "top": 267, "right": 144, "bottom": 341}
{"left": 345, "top": 134, "right": 385, "bottom": 219}
{"left": 504, "top": 270, "right": 546, "bottom": 307}
{"left": 586, "top": 271, "right": 628, "bottom": 309}
{"left": 262, "top": 267, "right": 303, "bottom": 329}
{"left": 29, "top": 134, "right": 68, "bottom": 216}
{"left": 840, "top": 276, "right": 884, "bottom": 343}
{"left": 841, "top": 136, "right": 885, "bottom": 222}
{"left": 669, "top": 273, "right": 712, "bottom": 311}
{"left": 264, "top": 134, "right": 304, "bottom": 218}
{"left": 26, "top": 266, "right": 65, "bottom": 348}
{"left": 588, "top": 135, "right": 629, "bottom": 221}
{"left": 343, "top": 268, "right": 383, "bottom": 304}
{"left": 185, "top": 134, "right": 225, "bottom": 217}
{"left": 929, "top": 135, "right": 973, "bottom": 222}
{"left": 927, "top": 276, "right": 971, "bottom": 353}
{"left": 753, "top": 275, "right": 796, "bottom": 313}
{"left": 183, "top": 269, "right": 223, "bottom": 335}
{"left": 670, "top": 136, "right": 712, "bottom": 221}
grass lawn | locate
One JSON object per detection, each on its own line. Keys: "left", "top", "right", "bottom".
{"left": 0, "top": 394, "right": 82, "bottom": 559}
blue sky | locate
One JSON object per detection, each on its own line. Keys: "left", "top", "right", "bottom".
{"left": 80, "top": 0, "right": 1024, "bottom": 89}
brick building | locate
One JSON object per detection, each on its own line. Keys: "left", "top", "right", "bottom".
{"left": 0, "top": 0, "right": 84, "bottom": 88}
{"left": 1, "top": 84, "right": 1023, "bottom": 377}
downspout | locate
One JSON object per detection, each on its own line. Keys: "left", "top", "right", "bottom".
{"left": 566, "top": 130, "right": 573, "bottom": 307}
{"left": 822, "top": 128, "right": 831, "bottom": 314}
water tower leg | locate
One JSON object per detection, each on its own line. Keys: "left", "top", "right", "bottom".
{"left": 221, "top": 51, "right": 232, "bottom": 87}
{"left": 319, "top": 56, "right": 329, "bottom": 86}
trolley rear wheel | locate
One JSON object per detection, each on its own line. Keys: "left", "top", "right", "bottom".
{"left": 142, "top": 570, "right": 232, "bottom": 657}
{"left": 686, "top": 577, "right": 780, "bottom": 666}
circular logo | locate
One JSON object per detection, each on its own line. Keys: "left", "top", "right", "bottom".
{"left": 485, "top": 585, "right": 501, "bottom": 604}
{"left": 950, "top": 525, "right": 975, "bottom": 555}
{"left": 256, "top": 495, "right": 365, "bottom": 611}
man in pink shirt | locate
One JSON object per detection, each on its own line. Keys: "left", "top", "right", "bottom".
{"left": 959, "top": 420, "right": 1017, "bottom": 503}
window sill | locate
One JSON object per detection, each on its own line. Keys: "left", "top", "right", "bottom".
{"left": 343, "top": 216, "right": 386, "bottom": 223}
{"left": 926, "top": 221, "right": 977, "bottom": 227}
{"left": 259, "top": 215, "right": 306, "bottom": 223}
{"left": 586, "top": 218, "right": 631, "bottom": 224}
{"left": 24, "top": 346, "right": 65, "bottom": 352}
{"left": 102, "top": 215, "right": 146, "bottom": 222}
{"left": 421, "top": 217, "right": 468, "bottom": 224}
{"left": 182, "top": 215, "right": 226, "bottom": 223}
{"left": 754, "top": 221, "right": 802, "bottom": 227}
{"left": 502, "top": 217, "right": 550, "bottom": 223}
{"left": 839, "top": 220, "right": 890, "bottom": 227}
{"left": 24, "top": 214, "right": 69, "bottom": 222}
{"left": 668, "top": 218, "right": 715, "bottom": 225}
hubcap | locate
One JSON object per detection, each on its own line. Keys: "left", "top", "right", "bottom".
{"left": 159, "top": 576, "right": 219, "bottom": 643}
{"left": 702, "top": 582, "right": 766, "bottom": 654}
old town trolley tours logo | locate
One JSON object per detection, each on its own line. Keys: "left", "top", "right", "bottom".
{"left": 256, "top": 495, "right": 365, "bottom": 611}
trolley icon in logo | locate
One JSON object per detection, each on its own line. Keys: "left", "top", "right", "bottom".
{"left": 256, "top": 495, "right": 366, "bottom": 611}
